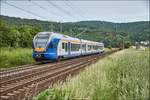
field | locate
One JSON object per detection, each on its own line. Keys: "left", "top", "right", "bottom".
{"left": 0, "top": 48, "right": 35, "bottom": 68}
{"left": 35, "top": 49, "right": 150, "bottom": 100}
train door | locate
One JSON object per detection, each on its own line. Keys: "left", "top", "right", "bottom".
{"left": 84, "top": 44, "right": 86, "bottom": 54}
{"left": 81, "top": 44, "right": 82, "bottom": 55}
{"left": 68, "top": 42, "right": 71, "bottom": 55}
{"left": 85, "top": 44, "right": 87, "bottom": 54}
{"left": 62, "top": 42, "right": 68, "bottom": 56}
{"left": 81, "top": 44, "right": 86, "bottom": 55}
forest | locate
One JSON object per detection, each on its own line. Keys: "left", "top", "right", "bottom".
{"left": 0, "top": 15, "right": 149, "bottom": 48}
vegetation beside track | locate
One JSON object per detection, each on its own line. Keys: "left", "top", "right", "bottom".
{"left": 0, "top": 48, "right": 35, "bottom": 68}
{"left": 0, "top": 47, "right": 110, "bottom": 69}
{"left": 35, "top": 49, "right": 150, "bottom": 100}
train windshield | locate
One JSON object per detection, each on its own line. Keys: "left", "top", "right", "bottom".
{"left": 34, "top": 34, "right": 50, "bottom": 48}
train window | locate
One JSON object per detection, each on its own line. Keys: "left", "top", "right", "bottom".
{"left": 62, "top": 43, "right": 68, "bottom": 52}
{"left": 88, "top": 45, "right": 92, "bottom": 51}
{"left": 93, "top": 45, "right": 95, "bottom": 50}
{"left": 48, "top": 40, "right": 58, "bottom": 49}
{"left": 99, "top": 46, "right": 103, "bottom": 50}
{"left": 34, "top": 34, "right": 49, "bottom": 48}
{"left": 96, "top": 46, "right": 98, "bottom": 50}
{"left": 65, "top": 43, "right": 68, "bottom": 52}
{"left": 93, "top": 45, "right": 98, "bottom": 50}
{"left": 53, "top": 42, "right": 57, "bottom": 48}
{"left": 71, "top": 43, "right": 80, "bottom": 51}
{"left": 49, "top": 42, "right": 53, "bottom": 48}
{"left": 98, "top": 46, "right": 103, "bottom": 50}
{"left": 82, "top": 44, "right": 86, "bottom": 50}
{"left": 62, "top": 43, "right": 65, "bottom": 49}
{"left": 85, "top": 44, "right": 87, "bottom": 51}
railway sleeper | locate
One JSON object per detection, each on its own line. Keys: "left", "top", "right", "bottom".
{"left": 0, "top": 96, "right": 10, "bottom": 100}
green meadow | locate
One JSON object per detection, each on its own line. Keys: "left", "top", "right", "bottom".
{"left": 35, "top": 49, "right": 150, "bottom": 100}
{"left": 0, "top": 48, "right": 35, "bottom": 68}
{"left": 0, "top": 47, "right": 110, "bottom": 69}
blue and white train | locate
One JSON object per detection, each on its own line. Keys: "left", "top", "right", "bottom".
{"left": 32, "top": 32, "right": 104, "bottom": 61}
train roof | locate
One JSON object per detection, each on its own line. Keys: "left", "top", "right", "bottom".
{"left": 38, "top": 32, "right": 80, "bottom": 41}
{"left": 81, "top": 39, "right": 103, "bottom": 45}
{"left": 37, "top": 32, "right": 103, "bottom": 45}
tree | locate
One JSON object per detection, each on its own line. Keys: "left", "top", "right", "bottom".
{"left": 18, "top": 26, "right": 32, "bottom": 47}
{"left": 124, "top": 41, "right": 131, "bottom": 48}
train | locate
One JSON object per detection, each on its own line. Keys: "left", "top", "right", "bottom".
{"left": 32, "top": 32, "right": 104, "bottom": 61}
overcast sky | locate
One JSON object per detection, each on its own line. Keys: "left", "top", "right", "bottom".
{"left": 1, "top": 0, "right": 149, "bottom": 22}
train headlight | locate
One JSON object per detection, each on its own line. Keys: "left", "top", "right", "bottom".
{"left": 36, "top": 54, "right": 41, "bottom": 58}
{"left": 35, "top": 48, "right": 45, "bottom": 52}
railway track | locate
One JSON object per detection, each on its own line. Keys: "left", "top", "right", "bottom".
{"left": 0, "top": 50, "right": 119, "bottom": 100}
{"left": 0, "top": 55, "right": 97, "bottom": 82}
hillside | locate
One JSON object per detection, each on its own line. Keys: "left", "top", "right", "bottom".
{"left": 74, "top": 21, "right": 149, "bottom": 34}
{"left": 1, "top": 15, "right": 149, "bottom": 34}
{"left": 0, "top": 15, "right": 149, "bottom": 47}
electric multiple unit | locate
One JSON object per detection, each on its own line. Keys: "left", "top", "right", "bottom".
{"left": 32, "top": 32, "right": 104, "bottom": 61}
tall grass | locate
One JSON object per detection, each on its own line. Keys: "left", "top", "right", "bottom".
{"left": 35, "top": 49, "right": 150, "bottom": 100}
{"left": 0, "top": 48, "right": 35, "bottom": 68}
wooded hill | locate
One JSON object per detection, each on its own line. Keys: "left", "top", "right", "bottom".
{"left": 0, "top": 15, "right": 149, "bottom": 48}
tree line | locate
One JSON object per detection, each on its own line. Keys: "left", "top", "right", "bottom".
{"left": 0, "top": 15, "right": 149, "bottom": 48}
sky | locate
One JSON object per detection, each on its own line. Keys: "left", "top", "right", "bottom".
{"left": 1, "top": 0, "right": 149, "bottom": 22}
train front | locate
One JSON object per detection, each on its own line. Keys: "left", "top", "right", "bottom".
{"left": 32, "top": 32, "right": 58, "bottom": 61}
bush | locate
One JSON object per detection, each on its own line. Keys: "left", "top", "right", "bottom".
{"left": 108, "top": 45, "right": 112, "bottom": 49}
{"left": 124, "top": 41, "right": 131, "bottom": 48}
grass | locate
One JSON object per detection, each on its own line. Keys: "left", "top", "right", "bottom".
{"left": 104, "top": 48, "right": 118, "bottom": 52}
{"left": 35, "top": 49, "right": 150, "bottom": 100}
{"left": 0, "top": 47, "right": 35, "bottom": 69}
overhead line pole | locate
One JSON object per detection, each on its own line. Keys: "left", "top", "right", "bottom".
{"left": 30, "top": 0, "right": 60, "bottom": 32}
{"left": 75, "top": 28, "right": 88, "bottom": 39}
{"left": 64, "top": 0, "right": 89, "bottom": 36}
{"left": 47, "top": 1, "right": 79, "bottom": 33}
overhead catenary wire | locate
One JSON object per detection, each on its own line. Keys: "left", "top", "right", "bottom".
{"left": 3, "top": 1, "right": 48, "bottom": 20}
{"left": 47, "top": 0, "right": 82, "bottom": 33}
{"left": 64, "top": 0, "right": 85, "bottom": 19}
{"left": 64, "top": 0, "right": 89, "bottom": 35}
{"left": 47, "top": 0, "right": 79, "bottom": 32}
{"left": 2, "top": 0, "right": 84, "bottom": 33}
{"left": 30, "top": 0, "right": 60, "bottom": 19}
{"left": 31, "top": 0, "right": 67, "bottom": 32}
{"left": 63, "top": 1, "right": 82, "bottom": 18}
{"left": 2, "top": 0, "right": 87, "bottom": 22}
{"left": 63, "top": 1, "right": 87, "bottom": 35}
{"left": 66, "top": 0, "right": 88, "bottom": 19}
{"left": 47, "top": 1, "right": 78, "bottom": 21}
{"left": 30, "top": 0, "right": 59, "bottom": 31}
